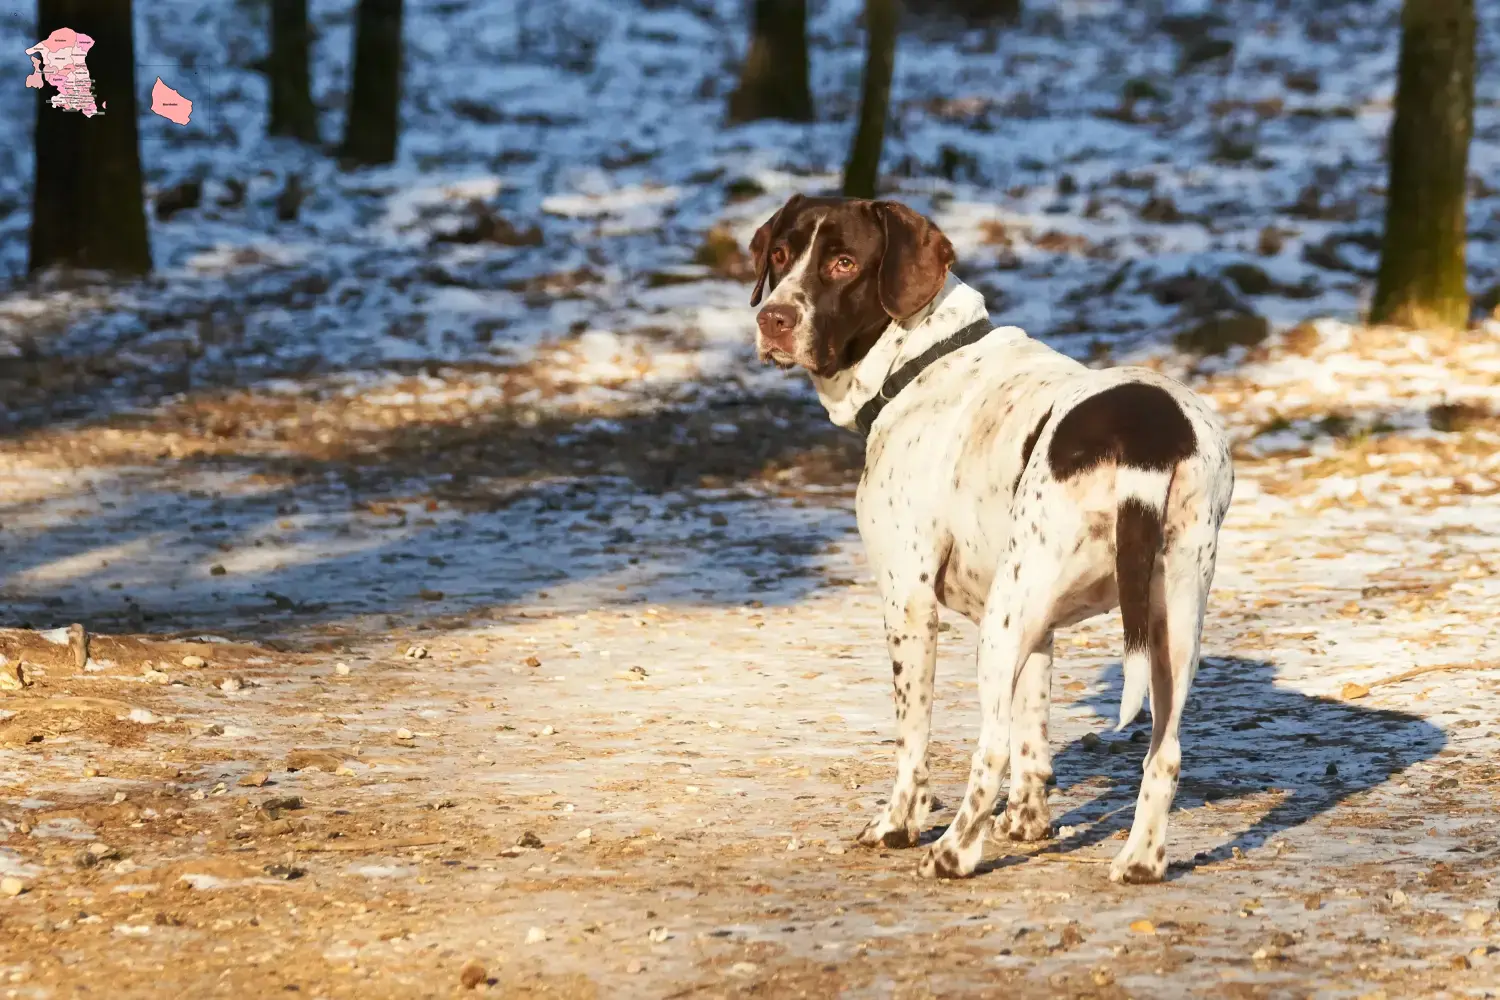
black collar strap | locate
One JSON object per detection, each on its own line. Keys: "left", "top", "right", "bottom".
{"left": 853, "top": 317, "right": 996, "bottom": 437}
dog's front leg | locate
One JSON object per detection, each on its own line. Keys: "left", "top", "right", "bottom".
{"left": 856, "top": 586, "right": 939, "bottom": 850}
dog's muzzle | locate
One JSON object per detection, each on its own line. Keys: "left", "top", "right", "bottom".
{"left": 756, "top": 304, "right": 802, "bottom": 368}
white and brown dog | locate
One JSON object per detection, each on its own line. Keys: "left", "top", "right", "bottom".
{"left": 748, "top": 195, "right": 1234, "bottom": 882}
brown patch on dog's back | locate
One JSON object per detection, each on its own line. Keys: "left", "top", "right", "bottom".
{"left": 1047, "top": 383, "right": 1196, "bottom": 479}
{"left": 1012, "top": 406, "right": 1052, "bottom": 495}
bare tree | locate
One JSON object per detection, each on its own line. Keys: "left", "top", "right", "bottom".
{"left": 1371, "top": 0, "right": 1475, "bottom": 330}
{"left": 843, "top": 0, "right": 898, "bottom": 199}
{"left": 728, "top": 0, "right": 814, "bottom": 123}
{"left": 29, "top": 0, "right": 150, "bottom": 274}
{"left": 340, "top": 0, "right": 403, "bottom": 165}
{"left": 268, "top": 0, "right": 319, "bottom": 141}
{"left": 904, "top": 0, "right": 1020, "bottom": 24}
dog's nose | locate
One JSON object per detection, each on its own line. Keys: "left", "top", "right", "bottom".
{"left": 756, "top": 304, "right": 799, "bottom": 340}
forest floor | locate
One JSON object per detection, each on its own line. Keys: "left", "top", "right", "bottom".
{"left": 4, "top": 1, "right": 1500, "bottom": 997}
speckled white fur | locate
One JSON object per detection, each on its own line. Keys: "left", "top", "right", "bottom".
{"left": 811, "top": 276, "right": 1235, "bottom": 883}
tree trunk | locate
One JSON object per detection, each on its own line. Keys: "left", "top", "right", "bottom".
{"left": 905, "top": 0, "right": 1020, "bottom": 25}
{"left": 268, "top": 0, "right": 319, "bottom": 141}
{"left": 28, "top": 0, "right": 151, "bottom": 275}
{"left": 1371, "top": 0, "right": 1474, "bottom": 330}
{"left": 340, "top": 0, "right": 402, "bottom": 165}
{"left": 728, "top": 0, "right": 813, "bottom": 124}
{"left": 843, "top": 0, "right": 899, "bottom": 199}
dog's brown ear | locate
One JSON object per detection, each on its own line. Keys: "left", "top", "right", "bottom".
{"left": 875, "top": 201, "right": 955, "bottom": 322}
{"left": 749, "top": 193, "right": 804, "bottom": 306}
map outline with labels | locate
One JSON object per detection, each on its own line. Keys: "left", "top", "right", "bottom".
{"left": 24, "top": 28, "right": 194, "bottom": 125}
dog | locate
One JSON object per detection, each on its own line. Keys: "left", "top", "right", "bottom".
{"left": 747, "top": 194, "right": 1234, "bottom": 882}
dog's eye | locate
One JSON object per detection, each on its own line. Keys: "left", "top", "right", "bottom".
{"left": 770, "top": 246, "right": 788, "bottom": 268}
{"left": 832, "top": 255, "right": 857, "bottom": 273}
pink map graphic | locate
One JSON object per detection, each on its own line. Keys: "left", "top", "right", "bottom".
{"left": 25, "top": 27, "right": 101, "bottom": 117}
{"left": 151, "top": 77, "right": 193, "bottom": 126}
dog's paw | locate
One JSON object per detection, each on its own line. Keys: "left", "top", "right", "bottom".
{"left": 1109, "top": 846, "right": 1167, "bottom": 885}
{"left": 856, "top": 815, "right": 920, "bottom": 850}
{"left": 916, "top": 824, "right": 986, "bottom": 880}
{"left": 1001, "top": 789, "right": 1052, "bottom": 842}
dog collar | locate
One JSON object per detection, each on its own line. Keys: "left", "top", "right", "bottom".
{"left": 853, "top": 317, "right": 996, "bottom": 437}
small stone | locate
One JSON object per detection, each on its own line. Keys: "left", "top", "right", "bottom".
{"left": 625, "top": 959, "right": 645, "bottom": 974}
{"left": 238, "top": 772, "right": 270, "bottom": 788}
{"left": 1129, "top": 919, "right": 1156, "bottom": 935}
{"left": 629, "top": 665, "right": 648, "bottom": 678}
{"left": 524, "top": 656, "right": 541, "bottom": 668}
{"left": 263, "top": 863, "right": 304, "bottom": 880}
{"left": 539, "top": 725, "right": 555, "bottom": 737}
{"left": 210, "top": 564, "right": 227, "bottom": 576}
{"left": 335, "top": 663, "right": 350, "bottom": 675}
{"left": 730, "top": 961, "right": 759, "bottom": 976}
{"left": 202, "top": 723, "right": 225, "bottom": 736}
{"left": 1450, "top": 954, "right": 1471, "bottom": 970}
{"left": 285, "top": 749, "right": 343, "bottom": 772}
{"left": 404, "top": 645, "right": 429, "bottom": 660}
{"left": 1325, "top": 762, "right": 1339, "bottom": 776}
{"left": 1090, "top": 967, "right": 1115, "bottom": 987}
{"left": 525, "top": 926, "right": 547, "bottom": 944}
{"left": 220, "top": 676, "right": 244, "bottom": 693}
{"left": 1080, "top": 732, "right": 1102, "bottom": 750}
{"left": 1, "top": 877, "right": 27, "bottom": 897}
{"left": 1463, "top": 910, "right": 1491, "bottom": 931}
{"left": 517, "top": 831, "right": 544, "bottom": 849}
{"left": 575, "top": 828, "right": 592, "bottom": 841}
{"left": 263, "top": 795, "right": 303, "bottom": 812}
{"left": 142, "top": 667, "right": 170, "bottom": 685}
{"left": 83, "top": 767, "right": 100, "bottom": 778}
{"left": 459, "top": 959, "right": 487, "bottom": 990}
{"left": 1341, "top": 682, "right": 1370, "bottom": 700}
{"left": 647, "top": 926, "right": 669, "bottom": 943}
{"left": 825, "top": 844, "right": 846, "bottom": 856}
{"left": 395, "top": 728, "right": 414, "bottom": 740}
{"left": 1303, "top": 893, "right": 1323, "bottom": 911}
{"left": 419, "top": 589, "right": 445, "bottom": 601}
{"left": 181, "top": 655, "right": 206, "bottom": 669}
{"left": 1389, "top": 888, "right": 1409, "bottom": 908}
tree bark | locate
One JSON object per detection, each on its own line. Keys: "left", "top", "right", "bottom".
{"left": 904, "top": 0, "right": 1020, "bottom": 24}
{"left": 340, "top": 0, "right": 402, "bottom": 165}
{"left": 842, "top": 0, "right": 899, "bottom": 199}
{"left": 1371, "top": 0, "right": 1475, "bottom": 330}
{"left": 728, "top": 0, "right": 814, "bottom": 124}
{"left": 29, "top": 0, "right": 151, "bottom": 275}
{"left": 268, "top": 0, "right": 319, "bottom": 141}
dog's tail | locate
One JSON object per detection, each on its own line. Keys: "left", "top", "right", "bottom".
{"left": 1114, "top": 467, "right": 1171, "bottom": 731}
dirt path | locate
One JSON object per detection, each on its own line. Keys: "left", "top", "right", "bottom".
{"left": 4, "top": 353, "right": 1500, "bottom": 997}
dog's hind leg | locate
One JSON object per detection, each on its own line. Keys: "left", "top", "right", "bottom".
{"left": 1110, "top": 527, "right": 1217, "bottom": 884}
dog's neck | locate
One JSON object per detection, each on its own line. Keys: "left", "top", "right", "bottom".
{"left": 810, "top": 275, "right": 1004, "bottom": 433}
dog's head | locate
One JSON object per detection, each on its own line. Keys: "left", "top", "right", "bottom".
{"left": 748, "top": 195, "right": 955, "bottom": 377}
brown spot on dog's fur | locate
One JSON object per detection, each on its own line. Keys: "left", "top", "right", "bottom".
{"left": 1116, "top": 496, "right": 1165, "bottom": 655}
{"left": 1012, "top": 406, "right": 1053, "bottom": 495}
{"left": 1047, "top": 382, "right": 1197, "bottom": 479}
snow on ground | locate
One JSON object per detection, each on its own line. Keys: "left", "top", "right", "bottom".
{"left": 2, "top": 0, "right": 1500, "bottom": 996}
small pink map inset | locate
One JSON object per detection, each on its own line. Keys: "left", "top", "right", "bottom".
{"left": 25, "top": 27, "right": 101, "bottom": 117}
{"left": 150, "top": 77, "right": 193, "bottom": 126}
